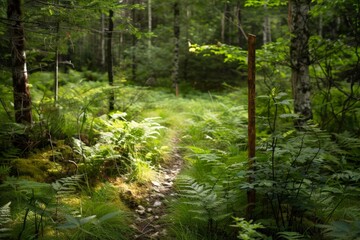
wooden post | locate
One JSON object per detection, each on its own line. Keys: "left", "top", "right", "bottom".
{"left": 247, "top": 34, "right": 256, "bottom": 219}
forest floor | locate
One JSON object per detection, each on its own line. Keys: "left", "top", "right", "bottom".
{"left": 133, "top": 137, "right": 183, "bottom": 239}
{"left": 112, "top": 137, "right": 184, "bottom": 239}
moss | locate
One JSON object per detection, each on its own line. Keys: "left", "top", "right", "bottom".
{"left": 11, "top": 156, "right": 62, "bottom": 182}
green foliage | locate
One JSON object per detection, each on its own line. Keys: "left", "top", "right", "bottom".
{"left": 277, "top": 231, "right": 307, "bottom": 240}
{"left": 187, "top": 43, "right": 246, "bottom": 90}
{"left": 166, "top": 81, "right": 360, "bottom": 239}
{"left": 168, "top": 92, "right": 249, "bottom": 239}
{"left": 231, "top": 217, "right": 265, "bottom": 240}
{"left": 56, "top": 183, "right": 132, "bottom": 240}
{"left": 72, "top": 111, "right": 165, "bottom": 182}
{"left": 177, "top": 176, "right": 229, "bottom": 222}
{"left": 0, "top": 123, "right": 25, "bottom": 159}
{"left": 189, "top": 43, "right": 247, "bottom": 64}
{"left": 319, "top": 220, "right": 360, "bottom": 240}
{"left": 0, "top": 174, "right": 132, "bottom": 239}
{"left": 245, "top": 0, "right": 287, "bottom": 7}
{"left": 52, "top": 175, "right": 83, "bottom": 197}
{"left": 57, "top": 210, "right": 131, "bottom": 240}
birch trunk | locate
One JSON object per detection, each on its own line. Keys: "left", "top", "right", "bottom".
{"left": 263, "top": 4, "right": 271, "bottom": 44}
{"left": 289, "top": 0, "right": 312, "bottom": 125}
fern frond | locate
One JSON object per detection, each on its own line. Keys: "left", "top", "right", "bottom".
{"left": 52, "top": 174, "right": 83, "bottom": 197}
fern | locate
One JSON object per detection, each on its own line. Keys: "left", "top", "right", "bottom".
{"left": 231, "top": 217, "right": 265, "bottom": 240}
{"left": 177, "top": 176, "right": 230, "bottom": 223}
{"left": 319, "top": 220, "right": 360, "bottom": 240}
{"left": 52, "top": 174, "right": 83, "bottom": 197}
{"left": 277, "top": 231, "right": 308, "bottom": 240}
{"left": 74, "top": 112, "right": 166, "bottom": 180}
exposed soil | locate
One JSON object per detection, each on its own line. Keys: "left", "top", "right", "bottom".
{"left": 117, "top": 137, "right": 183, "bottom": 239}
{"left": 133, "top": 152, "right": 182, "bottom": 239}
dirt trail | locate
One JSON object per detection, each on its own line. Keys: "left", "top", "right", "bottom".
{"left": 132, "top": 138, "right": 183, "bottom": 239}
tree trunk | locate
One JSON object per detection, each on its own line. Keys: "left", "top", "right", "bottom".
{"left": 101, "top": 13, "right": 106, "bottom": 70}
{"left": 236, "top": 1, "right": 242, "bottom": 46}
{"left": 54, "top": 18, "right": 60, "bottom": 103}
{"left": 148, "top": 0, "right": 152, "bottom": 51}
{"left": 131, "top": 1, "right": 137, "bottom": 82}
{"left": 107, "top": 9, "right": 115, "bottom": 111}
{"left": 172, "top": 1, "right": 180, "bottom": 97}
{"left": 221, "top": 4, "right": 225, "bottom": 43}
{"left": 7, "top": 0, "right": 32, "bottom": 124}
{"left": 247, "top": 34, "right": 256, "bottom": 220}
{"left": 318, "top": 13, "right": 323, "bottom": 37}
{"left": 183, "top": 2, "right": 190, "bottom": 81}
{"left": 289, "top": 0, "right": 312, "bottom": 125}
{"left": 263, "top": 4, "right": 271, "bottom": 44}
{"left": 221, "top": 2, "right": 231, "bottom": 44}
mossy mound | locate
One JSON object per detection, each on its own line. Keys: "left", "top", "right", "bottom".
{"left": 11, "top": 152, "right": 63, "bottom": 182}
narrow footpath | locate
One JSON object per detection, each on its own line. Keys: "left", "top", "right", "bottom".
{"left": 132, "top": 138, "right": 183, "bottom": 239}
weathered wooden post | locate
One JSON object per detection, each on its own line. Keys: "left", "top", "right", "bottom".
{"left": 247, "top": 34, "right": 256, "bottom": 219}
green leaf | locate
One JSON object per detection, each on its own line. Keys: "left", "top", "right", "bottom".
{"left": 97, "top": 211, "right": 121, "bottom": 223}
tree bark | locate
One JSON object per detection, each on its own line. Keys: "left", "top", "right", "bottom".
{"left": 148, "top": 0, "right": 152, "bottom": 51}
{"left": 221, "top": 2, "right": 231, "bottom": 44}
{"left": 107, "top": 9, "right": 115, "bottom": 111}
{"left": 247, "top": 34, "right": 256, "bottom": 220}
{"left": 221, "top": 4, "right": 226, "bottom": 43}
{"left": 7, "top": 0, "right": 32, "bottom": 124}
{"left": 54, "top": 12, "right": 60, "bottom": 103}
{"left": 131, "top": 0, "right": 137, "bottom": 82}
{"left": 289, "top": 0, "right": 312, "bottom": 125}
{"left": 236, "top": 1, "right": 243, "bottom": 46}
{"left": 101, "top": 13, "right": 106, "bottom": 70}
{"left": 263, "top": 4, "right": 271, "bottom": 44}
{"left": 172, "top": 1, "right": 180, "bottom": 97}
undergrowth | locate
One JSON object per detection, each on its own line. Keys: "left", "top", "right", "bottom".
{"left": 0, "top": 70, "right": 359, "bottom": 239}
{"left": 166, "top": 88, "right": 360, "bottom": 239}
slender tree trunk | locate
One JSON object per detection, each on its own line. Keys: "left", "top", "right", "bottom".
{"left": 101, "top": 13, "right": 106, "bottom": 70}
{"left": 148, "top": 0, "right": 152, "bottom": 51}
{"left": 263, "top": 4, "right": 271, "bottom": 44}
{"left": 172, "top": 1, "right": 180, "bottom": 97}
{"left": 318, "top": 13, "right": 323, "bottom": 37}
{"left": 147, "top": 0, "right": 152, "bottom": 77}
{"left": 221, "top": 2, "right": 231, "bottom": 44}
{"left": 54, "top": 17, "right": 60, "bottom": 103}
{"left": 7, "top": 0, "right": 32, "bottom": 124}
{"left": 131, "top": 1, "right": 137, "bottom": 82}
{"left": 183, "top": 3, "right": 190, "bottom": 81}
{"left": 54, "top": 47, "right": 59, "bottom": 102}
{"left": 221, "top": 3, "right": 226, "bottom": 43}
{"left": 247, "top": 34, "right": 256, "bottom": 220}
{"left": 236, "top": 1, "right": 242, "bottom": 46}
{"left": 289, "top": 0, "right": 312, "bottom": 125}
{"left": 107, "top": 9, "right": 115, "bottom": 111}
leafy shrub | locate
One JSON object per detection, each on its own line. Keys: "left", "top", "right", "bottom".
{"left": 72, "top": 112, "right": 165, "bottom": 182}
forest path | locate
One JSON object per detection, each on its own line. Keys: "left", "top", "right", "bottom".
{"left": 131, "top": 137, "right": 183, "bottom": 239}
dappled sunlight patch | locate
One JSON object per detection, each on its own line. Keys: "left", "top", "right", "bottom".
{"left": 112, "top": 176, "right": 152, "bottom": 208}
